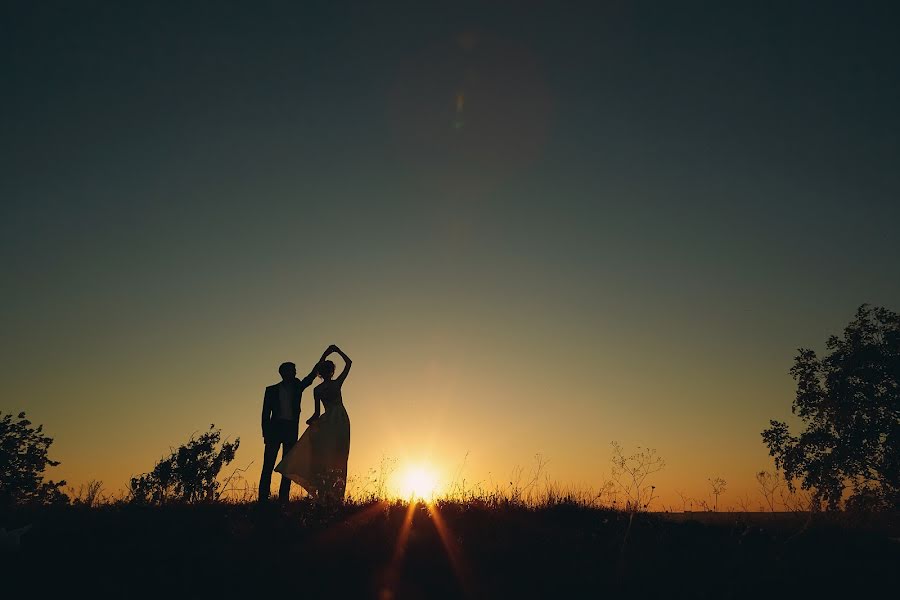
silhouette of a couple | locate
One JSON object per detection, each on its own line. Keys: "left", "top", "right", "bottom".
{"left": 258, "top": 344, "right": 352, "bottom": 503}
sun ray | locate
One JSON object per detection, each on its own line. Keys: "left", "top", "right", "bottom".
{"left": 429, "top": 503, "right": 475, "bottom": 597}
{"left": 313, "top": 500, "right": 388, "bottom": 545}
{"left": 380, "top": 500, "right": 417, "bottom": 600}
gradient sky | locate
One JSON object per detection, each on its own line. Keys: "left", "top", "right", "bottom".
{"left": 2, "top": 1, "right": 899, "bottom": 507}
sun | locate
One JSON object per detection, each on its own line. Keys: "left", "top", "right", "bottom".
{"left": 399, "top": 464, "right": 439, "bottom": 500}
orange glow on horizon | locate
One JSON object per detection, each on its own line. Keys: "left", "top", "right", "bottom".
{"left": 397, "top": 463, "right": 440, "bottom": 500}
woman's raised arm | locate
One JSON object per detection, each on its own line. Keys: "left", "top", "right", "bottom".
{"left": 332, "top": 345, "right": 352, "bottom": 385}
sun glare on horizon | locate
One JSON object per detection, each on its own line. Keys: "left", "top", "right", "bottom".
{"left": 398, "top": 464, "right": 439, "bottom": 500}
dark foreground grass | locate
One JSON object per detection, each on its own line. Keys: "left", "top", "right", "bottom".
{"left": 3, "top": 501, "right": 898, "bottom": 599}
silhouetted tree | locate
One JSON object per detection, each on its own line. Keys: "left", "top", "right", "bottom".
{"left": 707, "top": 476, "right": 727, "bottom": 512}
{"left": 0, "top": 411, "right": 67, "bottom": 508}
{"left": 129, "top": 425, "right": 239, "bottom": 504}
{"left": 762, "top": 304, "right": 900, "bottom": 511}
{"left": 755, "top": 469, "right": 783, "bottom": 512}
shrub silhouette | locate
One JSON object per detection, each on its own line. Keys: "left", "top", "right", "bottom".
{"left": 0, "top": 411, "right": 67, "bottom": 508}
{"left": 609, "top": 442, "right": 664, "bottom": 511}
{"left": 762, "top": 304, "right": 900, "bottom": 511}
{"left": 129, "top": 425, "right": 239, "bottom": 504}
{"left": 707, "top": 476, "right": 727, "bottom": 512}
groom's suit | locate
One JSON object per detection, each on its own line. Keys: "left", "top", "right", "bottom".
{"left": 259, "top": 374, "right": 316, "bottom": 502}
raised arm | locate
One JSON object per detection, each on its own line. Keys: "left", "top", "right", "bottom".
{"left": 318, "top": 347, "right": 331, "bottom": 364}
{"left": 332, "top": 345, "right": 352, "bottom": 385}
{"left": 301, "top": 347, "right": 332, "bottom": 386}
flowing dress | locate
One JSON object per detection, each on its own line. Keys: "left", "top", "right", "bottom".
{"left": 275, "top": 380, "right": 350, "bottom": 501}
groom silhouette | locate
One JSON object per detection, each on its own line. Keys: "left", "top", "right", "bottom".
{"left": 259, "top": 361, "right": 317, "bottom": 503}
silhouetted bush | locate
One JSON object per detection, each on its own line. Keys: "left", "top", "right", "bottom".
{"left": 762, "top": 304, "right": 900, "bottom": 511}
{"left": 67, "top": 479, "right": 107, "bottom": 507}
{"left": 129, "top": 425, "right": 239, "bottom": 504}
{"left": 0, "top": 411, "right": 67, "bottom": 508}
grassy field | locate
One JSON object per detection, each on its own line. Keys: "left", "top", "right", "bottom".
{"left": 4, "top": 500, "right": 898, "bottom": 599}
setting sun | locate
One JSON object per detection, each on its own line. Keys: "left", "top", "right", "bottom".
{"left": 399, "top": 464, "right": 439, "bottom": 500}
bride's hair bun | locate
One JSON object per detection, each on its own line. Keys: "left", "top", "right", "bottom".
{"left": 318, "top": 360, "right": 336, "bottom": 379}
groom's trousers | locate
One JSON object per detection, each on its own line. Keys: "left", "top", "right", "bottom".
{"left": 259, "top": 419, "right": 298, "bottom": 503}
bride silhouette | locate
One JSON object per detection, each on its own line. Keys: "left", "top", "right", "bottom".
{"left": 275, "top": 344, "right": 352, "bottom": 501}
